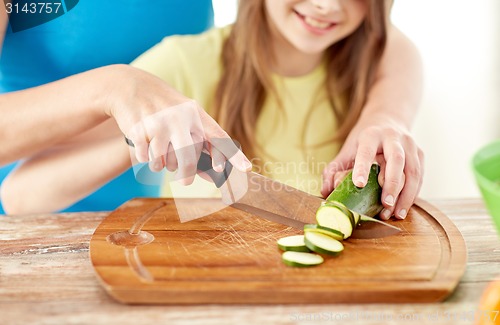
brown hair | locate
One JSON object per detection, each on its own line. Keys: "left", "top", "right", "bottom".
{"left": 213, "top": 0, "right": 389, "bottom": 159}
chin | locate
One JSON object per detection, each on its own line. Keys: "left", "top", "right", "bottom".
{"left": 294, "top": 43, "right": 330, "bottom": 55}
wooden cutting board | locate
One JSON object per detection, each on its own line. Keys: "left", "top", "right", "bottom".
{"left": 90, "top": 198, "right": 466, "bottom": 304}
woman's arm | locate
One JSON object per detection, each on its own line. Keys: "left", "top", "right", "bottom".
{"left": 1, "top": 135, "right": 131, "bottom": 214}
{"left": 322, "top": 24, "right": 424, "bottom": 220}
{"left": 0, "top": 65, "right": 166, "bottom": 164}
{"left": 1, "top": 64, "right": 250, "bottom": 173}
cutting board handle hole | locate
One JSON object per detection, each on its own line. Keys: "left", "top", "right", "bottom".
{"left": 106, "top": 230, "right": 155, "bottom": 247}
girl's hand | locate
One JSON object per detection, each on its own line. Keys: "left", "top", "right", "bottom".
{"left": 101, "top": 65, "right": 252, "bottom": 185}
{"left": 321, "top": 117, "right": 424, "bottom": 220}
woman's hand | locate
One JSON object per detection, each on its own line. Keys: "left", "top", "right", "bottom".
{"left": 321, "top": 115, "right": 424, "bottom": 220}
{"left": 101, "top": 65, "right": 252, "bottom": 185}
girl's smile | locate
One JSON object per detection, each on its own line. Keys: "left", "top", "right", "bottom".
{"left": 265, "top": 0, "right": 368, "bottom": 75}
{"left": 293, "top": 9, "right": 338, "bottom": 35}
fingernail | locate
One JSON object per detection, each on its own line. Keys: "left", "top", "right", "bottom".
{"left": 397, "top": 209, "right": 407, "bottom": 219}
{"left": 153, "top": 161, "right": 163, "bottom": 171}
{"left": 243, "top": 160, "right": 252, "bottom": 170}
{"left": 214, "top": 164, "right": 224, "bottom": 172}
{"left": 384, "top": 195, "right": 395, "bottom": 206}
{"left": 380, "top": 209, "right": 391, "bottom": 220}
{"left": 354, "top": 177, "right": 365, "bottom": 187}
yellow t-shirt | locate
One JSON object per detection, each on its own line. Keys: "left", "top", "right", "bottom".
{"left": 131, "top": 27, "right": 339, "bottom": 197}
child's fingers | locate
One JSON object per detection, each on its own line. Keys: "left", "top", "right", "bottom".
{"left": 381, "top": 140, "right": 405, "bottom": 209}
{"left": 375, "top": 154, "right": 386, "bottom": 187}
{"left": 352, "top": 133, "right": 380, "bottom": 188}
{"left": 321, "top": 149, "right": 355, "bottom": 198}
{"left": 332, "top": 170, "right": 351, "bottom": 189}
{"left": 379, "top": 173, "right": 405, "bottom": 220}
{"left": 392, "top": 147, "right": 423, "bottom": 220}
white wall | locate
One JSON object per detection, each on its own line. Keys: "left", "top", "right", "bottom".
{"left": 212, "top": 1, "right": 500, "bottom": 199}
{"left": 213, "top": 0, "right": 238, "bottom": 27}
{"left": 392, "top": 0, "right": 500, "bottom": 198}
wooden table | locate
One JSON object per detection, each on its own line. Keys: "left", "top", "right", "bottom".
{"left": 0, "top": 199, "right": 498, "bottom": 325}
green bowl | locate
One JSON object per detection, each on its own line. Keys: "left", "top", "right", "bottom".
{"left": 472, "top": 140, "right": 500, "bottom": 234}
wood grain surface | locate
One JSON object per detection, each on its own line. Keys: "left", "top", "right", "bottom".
{"left": 89, "top": 198, "right": 467, "bottom": 304}
{"left": 1, "top": 199, "right": 498, "bottom": 325}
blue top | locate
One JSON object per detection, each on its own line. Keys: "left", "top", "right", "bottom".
{"left": 0, "top": 0, "right": 214, "bottom": 213}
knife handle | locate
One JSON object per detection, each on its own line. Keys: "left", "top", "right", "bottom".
{"left": 196, "top": 151, "right": 233, "bottom": 188}
{"left": 124, "top": 136, "right": 235, "bottom": 188}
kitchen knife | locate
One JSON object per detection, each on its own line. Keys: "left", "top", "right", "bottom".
{"left": 124, "top": 136, "right": 401, "bottom": 237}
{"left": 218, "top": 167, "right": 401, "bottom": 236}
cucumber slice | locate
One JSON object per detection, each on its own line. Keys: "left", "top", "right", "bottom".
{"left": 351, "top": 210, "right": 361, "bottom": 225}
{"left": 282, "top": 251, "right": 324, "bottom": 267}
{"left": 322, "top": 201, "right": 355, "bottom": 229}
{"left": 303, "top": 224, "right": 344, "bottom": 241}
{"left": 316, "top": 205, "right": 354, "bottom": 239}
{"left": 304, "top": 232, "right": 344, "bottom": 256}
{"left": 277, "top": 235, "right": 310, "bottom": 252}
{"left": 326, "top": 164, "right": 383, "bottom": 217}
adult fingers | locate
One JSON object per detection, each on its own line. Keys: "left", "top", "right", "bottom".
{"left": 202, "top": 112, "right": 252, "bottom": 172}
{"left": 170, "top": 133, "right": 198, "bottom": 186}
{"left": 209, "top": 144, "right": 227, "bottom": 173}
{"left": 127, "top": 123, "right": 149, "bottom": 163}
{"left": 148, "top": 131, "right": 171, "bottom": 172}
{"left": 165, "top": 142, "right": 178, "bottom": 172}
{"left": 147, "top": 137, "right": 167, "bottom": 172}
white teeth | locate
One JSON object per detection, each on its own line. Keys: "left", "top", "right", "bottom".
{"left": 304, "top": 16, "right": 331, "bottom": 29}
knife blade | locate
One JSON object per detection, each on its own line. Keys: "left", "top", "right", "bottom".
{"left": 350, "top": 215, "right": 402, "bottom": 239}
{"left": 222, "top": 170, "right": 324, "bottom": 229}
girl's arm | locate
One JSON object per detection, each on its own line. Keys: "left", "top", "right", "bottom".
{"left": 322, "top": 24, "right": 424, "bottom": 220}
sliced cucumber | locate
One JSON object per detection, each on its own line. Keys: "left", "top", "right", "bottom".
{"left": 277, "top": 235, "right": 310, "bottom": 252}
{"left": 326, "top": 164, "right": 383, "bottom": 217}
{"left": 351, "top": 210, "right": 361, "bottom": 225}
{"left": 303, "top": 224, "right": 344, "bottom": 241}
{"left": 322, "top": 201, "right": 355, "bottom": 229}
{"left": 304, "top": 232, "right": 344, "bottom": 256}
{"left": 316, "top": 205, "right": 354, "bottom": 239}
{"left": 282, "top": 251, "right": 324, "bottom": 267}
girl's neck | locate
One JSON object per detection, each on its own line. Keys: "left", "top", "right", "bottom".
{"left": 270, "top": 26, "right": 324, "bottom": 77}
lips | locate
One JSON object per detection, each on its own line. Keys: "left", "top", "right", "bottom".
{"left": 294, "top": 10, "right": 337, "bottom": 31}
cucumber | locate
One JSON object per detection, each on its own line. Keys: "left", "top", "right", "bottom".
{"left": 304, "top": 232, "right": 344, "bottom": 256}
{"left": 282, "top": 251, "right": 324, "bottom": 267}
{"left": 303, "top": 224, "right": 344, "bottom": 241}
{"left": 322, "top": 200, "right": 355, "bottom": 229}
{"left": 316, "top": 205, "right": 354, "bottom": 239}
{"left": 277, "top": 235, "right": 310, "bottom": 252}
{"left": 326, "top": 164, "right": 383, "bottom": 217}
